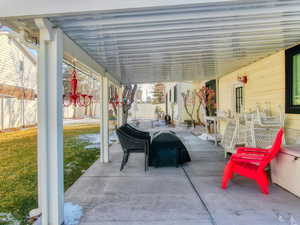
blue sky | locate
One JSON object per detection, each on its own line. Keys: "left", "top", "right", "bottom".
{"left": 0, "top": 26, "right": 12, "bottom": 32}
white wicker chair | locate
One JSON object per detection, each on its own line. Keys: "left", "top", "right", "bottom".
{"left": 221, "top": 116, "right": 252, "bottom": 158}
{"left": 221, "top": 104, "right": 285, "bottom": 157}
{"left": 246, "top": 104, "right": 285, "bottom": 148}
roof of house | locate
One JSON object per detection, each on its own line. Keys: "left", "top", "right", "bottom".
{"left": 0, "top": 30, "right": 37, "bottom": 64}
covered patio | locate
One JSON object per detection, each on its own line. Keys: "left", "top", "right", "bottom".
{"left": 1, "top": 1, "right": 300, "bottom": 225}
{"left": 65, "top": 124, "right": 300, "bottom": 225}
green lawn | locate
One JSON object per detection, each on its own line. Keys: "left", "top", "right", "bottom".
{"left": 0, "top": 124, "right": 100, "bottom": 225}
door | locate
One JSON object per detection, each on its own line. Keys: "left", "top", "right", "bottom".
{"left": 235, "top": 86, "right": 244, "bottom": 113}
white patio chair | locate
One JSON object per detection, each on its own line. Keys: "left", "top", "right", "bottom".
{"left": 221, "top": 115, "right": 253, "bottom": 158}
{"left": 249, "top": 104, "right": 285, "bottom": 148}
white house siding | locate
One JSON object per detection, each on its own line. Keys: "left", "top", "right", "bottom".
{"left": 128, "top": 103, "right": 165, "bottom": 120}
{"left": 0, "top": 33, "right": 37, "bottom": 90}
{"left": 0, "top": 32, "right": 37, "bottom": 130}
{"left": 165, "top": 82, "right": 194, "bottom": 123}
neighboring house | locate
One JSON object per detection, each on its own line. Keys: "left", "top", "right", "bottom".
{"left": 165, "top": 82, "right": 194, "bottom": 123}
{"left": 0, "top": 31, "right": 37, "bottom": 130}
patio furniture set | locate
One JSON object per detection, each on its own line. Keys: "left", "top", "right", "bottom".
{"left": 116, "top": 123, "right": 191, "bottom": 171}
{"left": 218, "top": 104, "right": 300, "bottom": 197}
{"left": 116, "top": 118, "right": 298, "bottom": 196}
{"left": 220, "top": 104, "right": 285, "bottom": 158}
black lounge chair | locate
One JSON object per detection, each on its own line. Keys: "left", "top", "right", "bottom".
{"left": 116, "top": 124, "right": 150, "bottom": 171}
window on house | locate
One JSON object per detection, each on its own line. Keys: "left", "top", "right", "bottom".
{"left": 19, "top": 60, "right": 24, "bottom": 72}
{"left": 292, "top": 54, "right": 300, "bottom": 105}
{"left": 165, "top": 94, "right": 168, "bottom": 114}
{"left": 174, "top": 85, "right": 177, "bottom": 103}
{"left": 286, "top": 45, "right": 300, "bottom": 113}
{"left": 235, "top": 86, "right": 243, "bottom": 113}
{"left": 17, "top": 60, "right": 24, "bottom": 73}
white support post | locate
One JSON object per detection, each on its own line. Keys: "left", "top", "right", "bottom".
{"left": 100, "top": 75, "right": 109, "bottom": 163}
{"left": 0, "top": 96, "right": 3, "bottom": 130}
{"left": 99, "top": 76, "right": 103, "bottom": 160}
{"left": 35, "top": 18, "right": 64, "bottom": 225}
{"left": 117, "top": 86, "right": 123, "bottom": 127}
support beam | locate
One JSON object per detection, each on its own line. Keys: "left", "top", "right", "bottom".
{"left": 100, "top": 75, "right": 109, "bottom": 163}
{"left": 117, "top": 86, "right": 123, "bottom": 127}
{"left": 36, "top": 18, "right": 64, "bottom": 225}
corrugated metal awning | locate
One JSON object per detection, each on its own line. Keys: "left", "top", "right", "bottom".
{"left": 4, "top": 0, "right": 300, "bottom": 84}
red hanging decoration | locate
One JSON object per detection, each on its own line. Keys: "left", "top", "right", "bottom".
{"left": 63, "top": 68, "right": 93, "bottom": 107}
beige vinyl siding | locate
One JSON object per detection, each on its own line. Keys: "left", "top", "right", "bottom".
{"left": 218, "top": 49, "right": 300, "bottom": 143}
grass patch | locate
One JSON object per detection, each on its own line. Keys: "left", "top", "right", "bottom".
{"left": 0, "top": 124, "right": 100, "bottom": 225}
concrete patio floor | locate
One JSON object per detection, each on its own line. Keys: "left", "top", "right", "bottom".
{"left": 65, "top": 127, "right": 300, "bottom": 225}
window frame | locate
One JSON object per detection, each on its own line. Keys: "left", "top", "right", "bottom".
{"left": 286, "top": 44, "right": 300, "bottom": 114}
{"left": 235, "top": 86, "right": 243, "bottom": 113}
{"left": 231, "top": 82, "right": 244, "bottom": 114}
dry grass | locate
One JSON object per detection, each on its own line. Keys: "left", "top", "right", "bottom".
{"left": 0, "top": 124, "right": 100, "bottom": 225}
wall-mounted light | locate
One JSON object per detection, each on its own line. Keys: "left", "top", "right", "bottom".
{"left": 237, "top": 74, "right": 248, "bottom": 84}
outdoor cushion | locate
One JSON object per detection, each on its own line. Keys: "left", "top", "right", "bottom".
{"left": 149, "top": 131, "right": 191, "bottom": 167}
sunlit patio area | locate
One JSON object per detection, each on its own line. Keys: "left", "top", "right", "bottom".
{"left": 2, "top": 1, "right": 300, "bottom": 225}
{"left": 65, "top": 123, "right": 300, "bottom": 225}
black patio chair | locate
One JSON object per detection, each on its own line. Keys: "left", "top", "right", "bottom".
{"left": 116, "top": 127, "right": 150, "bottom": 171}
{"left": 119, "top": 124, "right": 151, "bottom": 149}
{"left": 122, "top": 123, "right": 151, "bottom": 140}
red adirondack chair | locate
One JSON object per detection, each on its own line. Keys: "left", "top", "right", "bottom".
{"left": 221, "top": 128, "right": 284, "bottom": 194}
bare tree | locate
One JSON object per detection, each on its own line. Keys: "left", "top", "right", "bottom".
{"left": 195, "top": 87, "right": 206, "bottom": 126}
{"left": 196, "top": 86, "right": 216, "bottom": 116}
{"left": 122, "top": 84, "right": 137, "bottom": 124}
{"left": 109, "top": 85, "right": 118, "bottom": 116}
{"left": 181, "top": 89, "right": 196, "bottom": 127}
{"left": 195, "top": 86, "right": 217, "bottom": 128}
